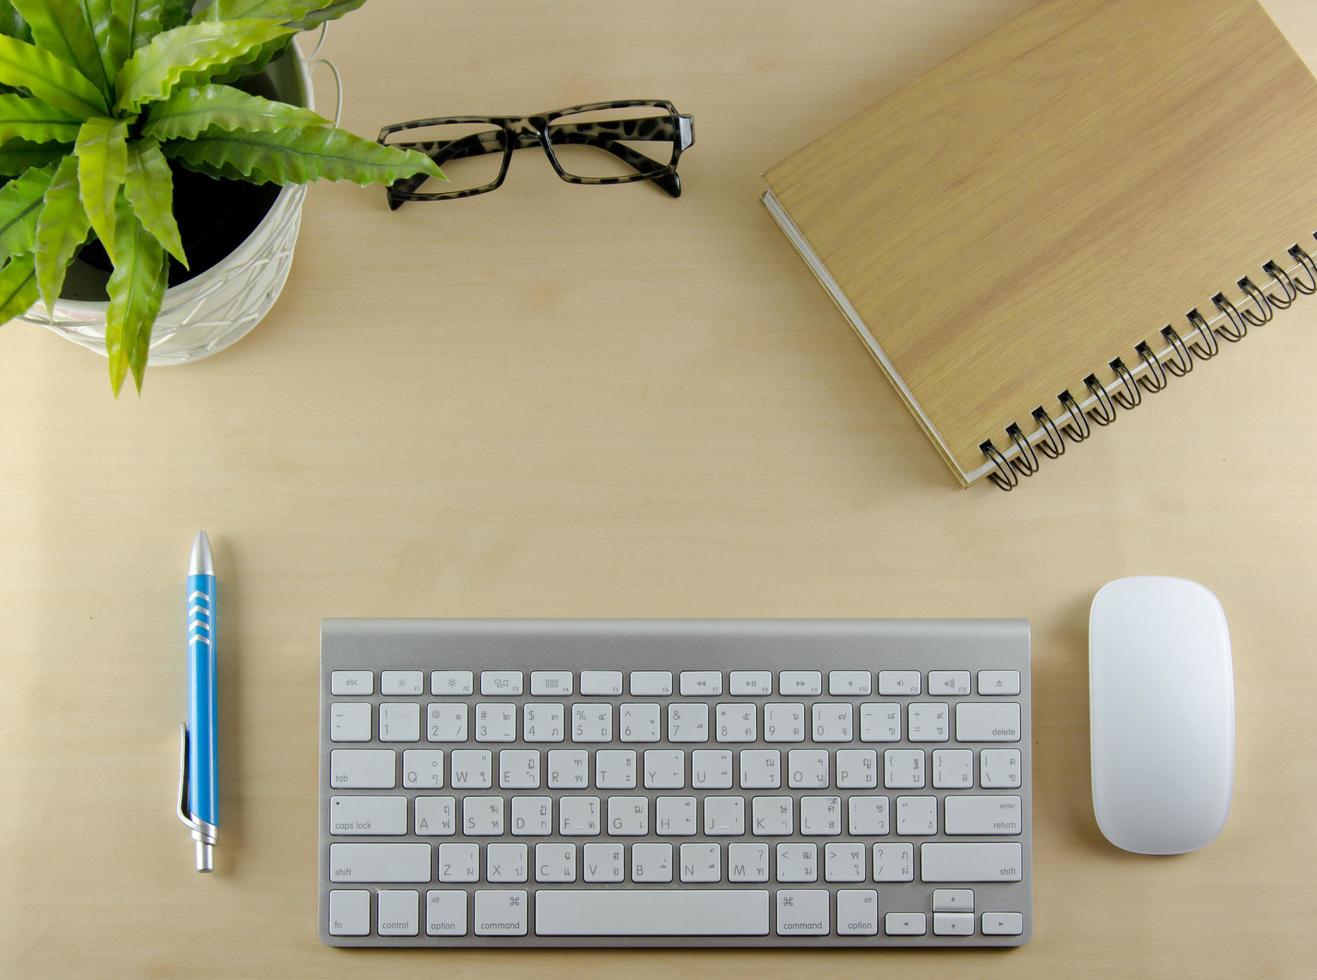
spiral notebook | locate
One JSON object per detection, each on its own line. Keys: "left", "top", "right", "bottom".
{"left": 763, "top": 0, "right": 1317, "bottom": 489}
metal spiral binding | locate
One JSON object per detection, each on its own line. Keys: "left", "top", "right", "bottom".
{"left": 981, "top": 234, "right": 1317, "bottom": 491}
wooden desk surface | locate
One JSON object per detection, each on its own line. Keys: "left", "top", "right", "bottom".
{"left": 2, "top": 2, "right": 1315, "bottom": 976}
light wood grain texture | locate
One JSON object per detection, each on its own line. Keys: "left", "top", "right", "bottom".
{"left": 766, "top": 0, "right": 1317, "bottom": 482}
{"left": 1, "top": 1, "right": 1315, "bottom": 977}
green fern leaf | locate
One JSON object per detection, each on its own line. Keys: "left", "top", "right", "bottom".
{"left": 11, "top": 0, "right": 116, "bottom": 100}
{"left": 114, "top": 18, "right": 295, "bottom": 114}
{"left": 0, "top": 1, "right": 31, "bottom": 42}
{"left": 0, "top": 137, "right": 65, "bottom": 174}
{"left": 0, "top": 93, "right": 80, "bottom": 144}
{"left": 105, "top": 191, "right": 167, "bottom": 394}
{"left": 34, "top": 153, "right": 88, "bottom": 313}
{"left": 123, "top": 137, "right": 184, "bottom": 265}
{"left": 162, "top": 123, "right": 442, "bottom": 185}
{"left": 0, "top": 33, "right": 109, "bottom": 118}
{"left": 0, "top": 250, "right": 37, "bottom": 321}
{"left": 114, "top": 0, "right": 168, "bottom": 55}
{"left": 198, "top": 0, "right": 364, "bottom": 29}
{"left": 74, "top": 115, "right": 126, "bottom": 262}
{"left": 143, "top": 82, "right": 328, "bottom": 140}
{"left": 0, "top": 158, "right": 54, "bottom": 259}
{"left": 158, "top": 0, "right": 188, "bottom": 30}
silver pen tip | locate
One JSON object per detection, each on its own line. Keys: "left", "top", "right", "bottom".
{"left": 189, "top": 531, "right": 214, "bottom": 576}
{"left": 196, "top": 841, "right": 214, "bottom": 873}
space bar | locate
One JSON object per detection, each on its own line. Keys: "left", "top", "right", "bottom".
{"left": 535, "top": 890, "right": 770, "bottom": 936}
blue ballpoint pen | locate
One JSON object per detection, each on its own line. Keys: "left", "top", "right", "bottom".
{"left": 176, "top": 531, "right": 219, "bottom": 872}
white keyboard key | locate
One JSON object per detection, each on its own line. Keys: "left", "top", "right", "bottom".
{"left": 825, "top": 842, "right": 866, "bottom": 882}
{"left": 884, "top": 748, "right": 925, "bottom": 789}
{"left": 728, "top": 842, "right": 770, "bottom": 882}
{"left": 775, "top": 842, "right": 817, "bottom": 882}
{"left": 729, "top": 670, "right": 772, "bottom": 696}
{"left": 779, "top": 670, "right": 822, "bottom": 696}
{"left": 381, "top": 670, "right": 423, "bottom": 696}
{"left": 329, "top": 795, "right": 406, "bottom": 836}
{"left": 978, "top": 670, "right": 1021, "bottom": 696}
{"left": 933, "top": 889, "right": 975, "bottom": 912}
{"left": 330, "top": 842, "right": 430, "bottom": 883}
{"left": 751, "top": 796, "right": 793, "bottom": 836}
{"left": 680, "top": 842, "right": 721, "bottom": 882}
{"left": 475, "top": 702, "right": 516, "bottom": 742}
{"left": 430, "top": 670, "right": 473, "bottom": 696}
{"left": 377, "top": 889, "right": 419, "bottom": 936}
{"left": 860, "top": 702, "right": 901, "bottom": 742}
{"left": 530, "top": 670, "right": 573, "bottom": 696}
{"left": 402, "top": 749, "right": 444, "bottom": 788}
{"left": 929, "top": 670, "right": 971, "bottom": 696}
{"left": 878, "top": 670, "right": 921, "bottom": 696}
{"left": 884, "top": 911, "right": 927, "bottom": 935}
{"left": 848, "top": 795, "right": 890, "bottom": 836}
{"left": 414, "top": 796, "right": 456, "bottom": 836}
{"left": 632, "top": 842, "right": 673, "bottom": 882}
{"left": 595, "top": 749, "right": 637, "bottom": 789}
{"left": 330, "top": 702, "right": 371, "bottom": 742}
{"left": 667, "top": 703, "right": 709, "bottom": 742}
{"left": 934, "top": 912, "right": 974, "bottom": 936}
{"left": 655, "top": 796, "right": 697, "bottom": 835}
{"left": 908, "top": 702, "right": 949, "bottom": 742}
{"left": 559, "top": 796, "right": 600, "bottom": 836}
{"left": 715, "top": 703, "right": 757, "bottom": 742}
{"left": 580, "top": 670, "right": 623, "bottom": 695}
{"left": 331, "top": 670, "right": 373, "bottom": 696}
{"left": 800, "top": 795, "right": 842, "bottom": 836}
{"left": 606, "top": 796, "right": 648, "bottom": 835}
{"left": 330, "top": 749, "right": 395, "bottom": 789}
{"left": 427, "top": 703, "right": 468, "bottom": 742}
{"left": 486, "top": 843, "right": 528, "bottom": 883}
{"left": 498, "top": 749, "right": 541, "bottom": 789}
{"left": 480, "top": 671, "right": 523, "bottom": 696}
{"left": 787, "top": 748, "right": 828, "bottom": 789}
{"left": 510, "top": 796, "right": 551, "bottom": 836}
{"left": 691, "top": 749, "right": 732, "bottom": 789}
{"left": 955, "top": 702, "right": 1021, "bottom": 742}
{"left": 775, "top": 889, "right": 828, "bottom": 936}
{"left": 829, "top": 670, "right": 871, "bottom": 696}
{"left": 679, "top": 671, "right": 722, "bottom": 696}
{"left": 896, "top": 795, "right": 938, "bottom": 835}
{"left": 628, "top": 670, "right": 673, "bottom": 696}
{"left": 933, "top": 748, "right": 974, "bottom": 789}
{"left": 535, "top": 842, "right": 576, "bottom": 882}
{"left": 571, "top": 703, "right": 612, "bottom": 742}
{"left": 426, "top": 890, "right": 467, "bottom": 936}
{"left": 763, "top": 702, "right": 805, "bottom": 742}
{"left": 449, "top": 749, "right": 492, "bottom": 789}
{"left": 584, "top": 842, "right": 624, "bottom": 882}
{"left": 522, "top": 702, "right": 564, "bottom": 743}
{"left": 872, "top": 842, "right": 914, "bottom": 882}
{"left": 536, "top": 889, "right": 769, "bottom": 936}
{"left": 328, "top": 889, "right": 370, "bottom": 936}
{"left": 379, "top": 702, "right": 420, "bottom": 742}
{"left": 547, "top": 749, "right": 589, "bottom": 789}
{"left": 837, "top": 889, "right": 879, "bottom": 935}
{"left": 836, "top": 748, "right": 878, "bottom": 789}
{"left": 980, "top": 748, "right": 1023, "bottom": 788}
{"left": 474, "top": 890, "right": 528, "bottom": 936}
{"left": 982, "top": 911, "right": 1024, "bottom": 936}
{"left": 619, "top": 703, "right": 661, "bottom": 743}
{"left": 437, "top": 843, "right": 479, "bottom": 882}
{"left": 462, "top": 796, "right": 504, "bottom": 836}
{"left": 811, "top": 702, "right": 853, "bottom": 742}
{"left": 643, "top": 748, "right": 685, "bottom": 789}
{"left": 920, "top": 842, "right": 1023, "bottom": 882}
{"left": 704, "top": 795, "right": 745, "bottom": 835}
{"left": 945, "top": 795, "right": 1022, "bottom": 835}
{"left": 739, "top": 749, "right": 781, "bottom": 789}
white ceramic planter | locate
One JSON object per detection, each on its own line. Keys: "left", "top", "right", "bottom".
{"left": 21, "top": 45, "right": 314, "bottom": 366}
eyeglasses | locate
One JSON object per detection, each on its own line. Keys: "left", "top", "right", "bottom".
{"left": 378, "top": 100, "right": 695, "bottom": 209}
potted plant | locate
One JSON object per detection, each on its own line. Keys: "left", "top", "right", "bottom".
{"left": 0, "top": 0, "right": 440, "bottom": 394}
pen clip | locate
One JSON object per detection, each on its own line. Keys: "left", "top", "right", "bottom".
{"left": 177, "top": 723, "right": 216, "bottom": 872}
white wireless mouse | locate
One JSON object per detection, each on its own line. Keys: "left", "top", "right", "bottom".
{"left": 1088, "top": 576, "right": 1234, "bottom": 855}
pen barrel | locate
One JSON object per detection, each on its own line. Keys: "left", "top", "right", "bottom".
{"left": 186, "top": 572, "right": 219, "bottom": 829}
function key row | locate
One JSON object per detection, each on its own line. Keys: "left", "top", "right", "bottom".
{"left": 332, "top": 669, "right": 1021, "bottom": 699}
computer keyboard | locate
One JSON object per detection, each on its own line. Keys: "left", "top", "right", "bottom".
{"left": 318, "top": 619, "right": 1032, "bottom": 947}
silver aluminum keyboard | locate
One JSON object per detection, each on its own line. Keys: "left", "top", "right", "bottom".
{"left": 318, "top": 619, "right": 1032, "bottom": 948}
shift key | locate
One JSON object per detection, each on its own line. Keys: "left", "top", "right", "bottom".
{"left": 920, "top": 843, "right": 1022, "bottom": 882}
{"left": 329, "top": 843, "right": 431, "bottom": 882}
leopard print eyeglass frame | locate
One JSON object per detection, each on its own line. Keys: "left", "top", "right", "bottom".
{"left": 378, "top": 100, "right": 695, "bottom": 208}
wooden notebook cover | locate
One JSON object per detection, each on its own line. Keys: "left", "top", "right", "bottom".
{"left": 765, "top": 0, "right": 1317, "bottom": 485}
